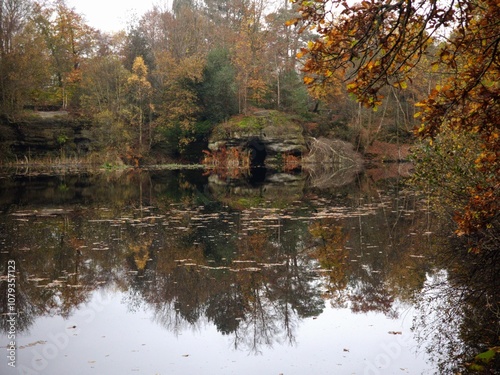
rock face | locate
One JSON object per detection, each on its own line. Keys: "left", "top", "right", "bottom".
{"left": 208, "top": 110, "right": 307, "bottom": 166}
{"left": 0, "top": 112, "right": 92, "bottom": 160}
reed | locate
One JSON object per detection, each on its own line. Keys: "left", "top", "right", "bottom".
{"left": 202, "top": 146, "right": 251, "bottom": 179}
{"left": 1, "top": 153, "right": 108, "bottom": 174}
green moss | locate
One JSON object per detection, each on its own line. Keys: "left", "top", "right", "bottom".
{"left": 235, "top": 116, "right": 262, "bottom": 130}
{"left": 467, "top": 347, "right": 500, "bottom": 372}
{"left": 235, "top": 197, "right": 265, "bottom": 209}
{"left": 232, "top": 196, "right": 292, "bottom": 210}
{"left": 211, "top": 110, "right": 304, "bottom": 141}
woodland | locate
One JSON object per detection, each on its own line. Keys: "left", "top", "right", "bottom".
{"left": 0, "top": 0, "right": 498, "bottom": 248}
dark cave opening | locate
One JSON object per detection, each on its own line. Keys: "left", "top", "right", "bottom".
{"left": 246, "top": 138, "right": 267, "bottom": 167}
{"left": 246, "top": 138, "right": 267, "bottom": 184}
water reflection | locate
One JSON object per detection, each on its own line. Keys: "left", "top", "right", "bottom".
{"left": 413, "top": 237, "right": 500, "bottom": 374}
{"left": 0, "top": 168, "right": 496, "bottom": 373}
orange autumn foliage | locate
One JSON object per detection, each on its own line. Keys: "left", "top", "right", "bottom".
{"left": 291, "top": 0, "right": 500, "bottom": 244}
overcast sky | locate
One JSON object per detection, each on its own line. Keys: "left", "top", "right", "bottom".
{"left": 67, "top": 0, "right": 171, "bottom": 33}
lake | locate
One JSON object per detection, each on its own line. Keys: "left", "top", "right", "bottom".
{"left": 0, "top": 167, "right": 497, "bottom": 374}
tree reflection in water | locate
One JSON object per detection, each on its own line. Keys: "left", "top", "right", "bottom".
{"left": 413, "top": 238, "right": 500, "bottom": 374}
{"left": 121, "top": 219, "right": 325, "bottom": 353}
{"left": 0, "top": 169, "right": 497, "bottom": 371}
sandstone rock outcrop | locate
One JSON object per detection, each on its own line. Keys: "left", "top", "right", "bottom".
{"left": 0, "top": 112, "right": 92, "bottom": 160}
{"left": 208, "top": 110, "right": 307, "bottom": 167}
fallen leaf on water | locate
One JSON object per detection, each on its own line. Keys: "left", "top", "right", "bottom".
{"left": 18, "top": 340, "right": 47, "bottom": 349}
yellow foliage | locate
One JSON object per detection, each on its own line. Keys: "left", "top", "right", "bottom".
{"left": 292, "top": 0, "right": 500, "bottom": 241}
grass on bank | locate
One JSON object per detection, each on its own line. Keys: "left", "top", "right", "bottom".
{"left": 1, "top": 153, "right": 207, "bottom": 174}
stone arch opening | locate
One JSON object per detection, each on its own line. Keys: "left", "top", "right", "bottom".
{"left": 246, "top": 138, "right": 267, "bottom": 167}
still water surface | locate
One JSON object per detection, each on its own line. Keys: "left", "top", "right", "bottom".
{"left": 0, "top": 168, "right": 480, "bottom": 374}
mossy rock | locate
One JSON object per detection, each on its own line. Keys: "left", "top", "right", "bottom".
{"left": 209, "top": 110, "right": 306, "bottom": 154}
{"left": 212, "top": 110, "right": 303, "bottom": 140}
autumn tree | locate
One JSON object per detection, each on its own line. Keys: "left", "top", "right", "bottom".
{"left": 264, "top": 4, "right": 309, "bottom": 111}
{"left": 232, "top": 0, "right": 271, "bottom": 112}
{"left": 126, "top": 56, "right": 152, "bottom": 148}
{"left": 168, "top": 0, "right": 209, "bottom": 60}
{"left": 152, "top": 51, "right": 204, "bottom": 153}
{"left": 202, "top": 0, "right": 248, "bottom": 31}
{"left": 133, "top": 6, "right": 169, "bottom": 61}
{"left": 79, "top": 55, "right": 131, "bottom": 149}
{"left": 0, "top": 0, "right": 32, "bottom": 55}
{"left": 290, "top": 0, "right": 500, "bottom": 244}
{"left": 80, "top": 55, "right": 130, "bottom": 115}
{"left": 134, "top": 2, "right": 209, "bottom": 63}
{"left": 202, "top": 0, "right": 257, "bottom": 54}
{"left": 0, "top": 0, "right": 42, "bottom": 114}
{"left": 32, "top": 0, "right": 97, "bottom": 109}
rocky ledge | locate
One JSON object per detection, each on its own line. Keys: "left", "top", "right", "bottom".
{"left": 0, "top": 112, "right": 92, "bottom": 160}
{"left": 208, "top": 110, "right": 307, "bottom": 166}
